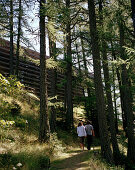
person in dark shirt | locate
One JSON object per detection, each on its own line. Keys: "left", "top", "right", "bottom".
{"left": 85, "top": 120, "right": 95, "bottom": 150}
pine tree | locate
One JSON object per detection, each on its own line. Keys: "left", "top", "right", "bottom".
{"left": 119, "top": 18, "right": 135, "bottom": 165}
{"left": 48, "top": 24, "right": 57, "bottom": 132}
{"left": 98, "top": 0, "right": 120, "bottom": 162}
{"left": 39, "top": 0, "right": 50, "bottom": 142}
{"left": 10, "top": 0, "right": 14, "bottom": 75}
{"left": 131, "top": 0, "right": 135, "bottom": 32}
{"left": 88, "top": 0, "right": 113, "bottom": 163}
{"left": 16, "top": 0, "right": 22, "bottom": 77}
{"left": 65, "top": 0, "right": 73, "bottom": 131}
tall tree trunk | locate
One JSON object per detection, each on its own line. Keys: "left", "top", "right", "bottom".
{"left": 119, "top": 20, "right": 135, "bottom": 164}
{"left": 16, "top": 0, "right": 22, "bottom": 78}
{"left": 101, "top": 40, "right": 120, "bottom": 162}
{"left": 131, "top": 0, "right": 135, "bottom": 32}
{"left": 81, "top": 37, "right": 87, "bottom": 75}
{"left": 110, "top": 41, "right": 126, "bottom": 133}
{"left": 39, "top": 0, "right": 50, "bottom": 142}
{"left": 88, "top": 0, "right": 113, "bottom": 163}
{"left": 64, "top": 39, "right": 67, "bottom": 113}
{"left": 81, "top": 37, "right": 92, "bottom": 119}
{"left": 99, "top": 0, "right": 120, "bottom": 162}
{"left": 65, "top": 0, "right": 73, "bottom": 131}
{"left": 10, "top": 0, "right": 14, "bottom": 75}
{"left": 75, "top": 43, "right": 81, "bottom": 76}
{"left": 112, "top": 62, "right": 119, "bottom": 134}
{"left": 49, "top": 36, "right": 57, "bottom": 133}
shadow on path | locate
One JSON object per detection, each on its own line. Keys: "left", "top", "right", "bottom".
{"left": 50, "top": 149, "right": 94, "bottom": 170}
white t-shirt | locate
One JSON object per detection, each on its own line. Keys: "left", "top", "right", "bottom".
{"left": 77, "top": 125, "right": 86, "bottom": 137}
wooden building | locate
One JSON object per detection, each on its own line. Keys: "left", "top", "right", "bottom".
{"left": 0, "top": 39, "right": 84, "bottom": 100}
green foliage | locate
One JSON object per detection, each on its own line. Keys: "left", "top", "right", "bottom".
{"left": 0, "top": 74, "right": 25, "bottom": 98}
{"left": 48, "top": 96, "right": 63, "bottom": 108}
{"left": 0, "top": 99, "right": 11, "bottom": 118}
{"left": 111, "top": 57, "right": 127, "bottom": 67}
{"left": 0, "top": 153, "right": 13, "bottom": 168}
{"left": 47, "top": 21, "right": 66, "bottom": 42}
{"left": 125, "top": 46, "right": 135, "bottom": 56}
{"left": 47, "top": 58, "right": 65, "bottom": 73}
{"left": 23, "top": 153, "right": 50, "bottom": 170}
{"left": 0, "top": 74, "right": 29, "bottom": 130}
{"left": 0, "top": 99, "right": 25, "bottom": 127}
{"left": 10, "top": 102, "right": 21, "bottom": 116}
{"left": 21, "top": 57, "right": 65, "bottom": 73}
{"left": 49, "top": 132, "right": 65, "bottom": 155}
{"left": 0, "top": 120, "right": 15, "bottom": 129}
{"left": 57, "top": 78, "right": 66, "bottom": 89}
{"left": 0, "top": 152, "right": 50, "bottom": 170}
{"left": 73, "top": 105, "right": 86, "bottom": 119}
{"left": 0, "top": 99, "right": 21, "bottom": 118}
{"left": 0, "top": 2, "right": 8, "bottom": 37}
{"left": 23, "top": 55, "right": 40, "bottom": 66}
{"left": 124, "top": 46, "right": 135, "bottom": 67}
{"left": 15, "top": 117, "right": 28, "bottom": 129}
{"left": 56, "top": 129, "right": 77, "bottom": 147}
{"left": 111, "top": 46, "right": 135, "bottom": 69}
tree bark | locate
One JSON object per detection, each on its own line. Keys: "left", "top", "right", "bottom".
{"left": 81, "top": 37, "right": 87, "bottom": 75}
{"left": 112, "top": 62, "right": 119, "bottom": 134}
{"left": 88, "top": 0, "right": 113, "bottom": 163}
{"left": 49, "top": 36, "right": 57, "bottom": 133}
{"left": 81, "top": 37, "right": 92, "bottom": 120}
{"left": 39, "top": 0, "right": 50, "bottom": 142}
{"left": 101, "top": 40, "right": 120, "bottom": 162}
{"left": 65, "top": 0, "right": 73, "bottom": 131}
{"left": 110, "top": 41, "right": 126, "bottom": 134}
{"left": 131, "top": 0, "right": 135, "bottom": 32}
{"left": 16, "top": 0, "right": 22, "bottom": 78}
{"left": 75, "top": 43, "right": 81, "bottom": 76}
{"left": 10, "top": 0, "right": 14, "bottom": 75}
{"left": 119, "top": 20, "right": 135, "bottom": 163}
{"left": 98, "top": 0, "right": 120, "bottom": 162}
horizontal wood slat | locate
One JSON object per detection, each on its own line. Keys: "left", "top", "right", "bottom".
{"left": 0, "top": 39, "right": 84, "bottom": 100}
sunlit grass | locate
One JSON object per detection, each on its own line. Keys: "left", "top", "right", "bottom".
{"left": 0, "top": 93, "right": 50, "bottom": 169}
{"left": 0, "top": 92, "right": 73, "bottom": 169}
{"left": 0, "top": 92, "right": 127, "bottom": 169}
{"left": 0, "top": 122, "right": 51, "bottom": 169}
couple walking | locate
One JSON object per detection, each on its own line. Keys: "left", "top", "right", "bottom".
{"left": 77, "top": 120, "right": 95, "bottom": 151}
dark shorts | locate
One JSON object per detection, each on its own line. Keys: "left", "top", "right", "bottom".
{"left": 79, "top": 136, "right": 85, "bottom": 144}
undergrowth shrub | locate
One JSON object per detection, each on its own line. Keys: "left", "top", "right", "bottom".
{"left": 11, "top": 102, "right": 21, "bottom": 116}
{"left": 0, "top": 99, "right": 27, "bottom": 131}
{"left": 0, "top": 152, "right": 50, "bottom": 170}
{"left": 0, "top": 120, "right": 15, "bottom": 129}
{"left": 0, "top": 100, "right": 21, "bottom": 121}
{"left": 15, "top": 117, "right": 28, "bottom": 129}
{"left": 0, "top": 153, "right": 12, "bottom": 168}
{"left": 57, "top": 129, "right": 77, "bottom": 147}
{"left": 0, "top": 99, "right": 12, "bottom": 119}
{"left": 0, "top": 74, "right": 25, "bottom": 98}
{"left": 29, "top": 154, "right": 50, "bottom": 170}
{"left": 49, "top": 133, "right": 65, "bottom": 155}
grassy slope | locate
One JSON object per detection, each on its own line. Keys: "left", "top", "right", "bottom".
{"left": 0, "top": 94, "right": 50, "bottom": 169}
{"left": 0, "top": 94, "right": 125, "bottom": 170}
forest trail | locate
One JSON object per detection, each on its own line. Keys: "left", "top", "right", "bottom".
{"left": 50, "top": 147, "right": 99, "bottom": 170}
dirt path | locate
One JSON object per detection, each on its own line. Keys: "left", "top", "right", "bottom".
{"left": 50, "top": 148, "right": 97, "bottom": 170}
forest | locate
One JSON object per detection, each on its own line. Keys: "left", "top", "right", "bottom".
{"left": 0, "top": 0, "right": 135, "bottom": 169}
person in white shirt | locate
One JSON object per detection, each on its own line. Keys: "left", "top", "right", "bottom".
{"left": 77, "top": 121, "right": 86, "bottom": 150}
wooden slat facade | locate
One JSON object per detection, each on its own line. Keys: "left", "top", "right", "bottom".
{"left": 0, "top": 39, "right": 84, "bottom": 100}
